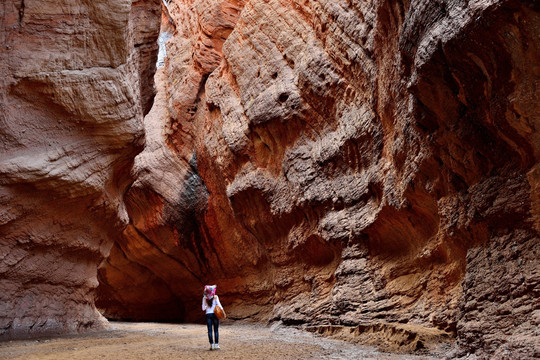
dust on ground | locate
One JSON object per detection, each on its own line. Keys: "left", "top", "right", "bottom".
{"left": 0, "top": 321, "right": 448, "bottom": 360}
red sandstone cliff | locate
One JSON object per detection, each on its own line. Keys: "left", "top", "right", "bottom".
{"left": 0, "top": 0, "right": 161, "bottom": 339}
{"left": 97, "top": 0, "right": 539, "bottom": 357}
{"left": 0, "top": 0, "right": 538, "bottom": 358}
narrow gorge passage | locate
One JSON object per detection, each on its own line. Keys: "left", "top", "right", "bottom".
{"left": 1, "top": 0, "right": 538, "bottom": 359}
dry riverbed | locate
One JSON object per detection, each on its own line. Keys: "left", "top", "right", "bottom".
{"left": 0, "top": 321, "right": 450, "bottom": 359}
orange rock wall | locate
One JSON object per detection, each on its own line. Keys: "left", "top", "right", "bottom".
{"left": 1, "top": 0, "right": 537, "bottom": 357}
{"left": 0, "top": 0, "right": 161, "bottom": 339}
{"left": 98, "top": 1, "right": 539, "bottom": 357}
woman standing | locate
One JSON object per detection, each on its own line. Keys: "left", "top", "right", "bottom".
{"left": 202, "top": 285, "right": 223, "bottom": 350}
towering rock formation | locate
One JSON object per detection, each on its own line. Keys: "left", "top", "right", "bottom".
{"left": 97, "top": 0, "right": 251, "bottom": 322}
{"left": 98, "top": 0, "right": 539, "bottom": 358}
{"left": 1, "top": 0, "right": 537, "bottom": 358}
{"left": 0, "top": 0, "right": 161, "bottom": 339}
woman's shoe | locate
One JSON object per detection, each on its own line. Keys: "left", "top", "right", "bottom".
{"left": 214, "top": 344, "right": 221, "bottom": 350}
{"left": 210, "top": 344, "right": 214, "bottom": 350}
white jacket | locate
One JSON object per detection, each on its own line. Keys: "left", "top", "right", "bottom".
{"left": 202, "top": 295, "right": 222, "bottom": 314}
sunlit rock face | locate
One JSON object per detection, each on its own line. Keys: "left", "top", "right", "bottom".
{"left": 0, "top": 0, "right": 161, "bottom": 339}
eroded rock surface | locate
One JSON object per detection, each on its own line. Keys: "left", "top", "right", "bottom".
{"left": 0, "top": 0, "right": 161, "bottom": 339}
{"left": 98, "top": 0, "right": 539, "bottom": 357}
{"left": 1, "top": 0, "right": 537, "bottom": 357}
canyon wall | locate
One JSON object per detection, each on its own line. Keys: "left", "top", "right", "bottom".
{"left": 96, "top": 0, "right": 539, "bottom": 358}
{"left": 0, "top": 0, "right": 161, "bottom": 339}
{"left": 0, "top": 0, "right": 537, "bottom": 358}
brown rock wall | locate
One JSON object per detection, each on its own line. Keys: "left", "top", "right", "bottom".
{"left": 401, "top": 3, "right": 539, "bottom": 357}
{"left": 97, "top": 0, "right": 251, "bottom": 322}
{"left": 2, "top": 0, "right": 536, "bottom": 357}
{"left": 0, "top": 0, "right": 161, "bottom": 339}
{"left": 97, "top": 1, "right": 538, "bottom": 357}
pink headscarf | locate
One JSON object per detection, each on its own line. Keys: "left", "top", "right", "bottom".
{"left": 204, "top": 285, "right": 216, "bottom": 300}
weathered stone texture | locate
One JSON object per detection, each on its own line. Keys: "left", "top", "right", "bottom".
{"left": 0, "top": 0, "right": 160, "bottom": 339}
{"left": 97, "top": 0, "right": 538, "bottom": 357}
{"left": 1, "top": 0, "right": 537, "bottom": 357}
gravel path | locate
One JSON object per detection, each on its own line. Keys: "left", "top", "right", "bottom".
{"left": 0, "top": 322, "right": 447, "bottom": 359}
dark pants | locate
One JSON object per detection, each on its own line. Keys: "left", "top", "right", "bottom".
{"left": 206, "top": 313, "right": 219, "bottom": 344}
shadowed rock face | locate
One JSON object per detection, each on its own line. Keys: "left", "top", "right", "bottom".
{"left": 0, "top": 0, "right": 161, "bottom": 339}
{"left": 97, "top": 0, "right": 539, "bottom": 357}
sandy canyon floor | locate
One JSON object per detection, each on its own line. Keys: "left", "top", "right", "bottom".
{"left": 0, "top": 322, "right": 452, "bottom": 360}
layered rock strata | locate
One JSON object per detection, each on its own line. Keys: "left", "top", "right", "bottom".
{"left": 0, "top": 0, "right": 160, "bottom": 339}
{"left": 0, "top": 0, "right": 536, "bottom": 357}
{"left": 98, "top": 0, "right": 539, "bottom": 357}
